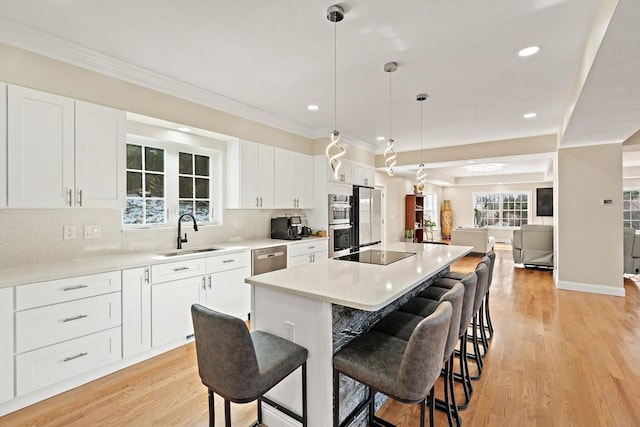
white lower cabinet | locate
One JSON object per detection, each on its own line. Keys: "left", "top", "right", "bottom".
{"left": 16, "top": 327, "right": 121, "bottom": 396}
{"left": 151, "top": 276, "right": 202, "bottom": 348}
{"left": 201, "top": 267, "right": 248, "bottom": 319}
{"left": 122, "top": 267, "right": 151, "bottom": 358}
{"left": 288, "top": 240, "right": 329, "bottom": 267}
{"left": 0, "top": 287, "right": 14, "bottom": 404}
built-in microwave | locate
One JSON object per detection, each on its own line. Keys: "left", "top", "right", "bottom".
{"left": 329, "top": 223, "right": 353, "bottom": 257}
{"left": 328, "top": 194, "right": 352, "bottom": 225}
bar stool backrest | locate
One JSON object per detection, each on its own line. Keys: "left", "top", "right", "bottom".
{"left": 396, "top": 301, "right": 452, "bottom": 402}
{"left": 438, "top": 283, "right": 464, "bottom": 359}
{"left": 473, "top": 263, "right": 489, "bottom": 314}
{"left": 486, "top": 251, "right": 496, "bottom": 288}
{"left": 457, "top": 272, "right": 478, "bottom": 337}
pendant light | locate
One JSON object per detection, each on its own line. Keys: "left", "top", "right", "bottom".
{"left": 416, "top": 93, "right": 428, "bottom": 189}
{"left": 326, "top": 5, "right": 346, "bottom": 179}
{"left": 384, "top": 62, "right": 398, "bottom": 176}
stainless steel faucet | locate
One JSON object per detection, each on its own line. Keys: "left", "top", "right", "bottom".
{"left": 177, "top": 213, "right": 198, "bottom": 249}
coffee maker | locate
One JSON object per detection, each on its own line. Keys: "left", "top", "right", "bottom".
{"left": 271, "top": 216, "right": 302, "bottom": 240}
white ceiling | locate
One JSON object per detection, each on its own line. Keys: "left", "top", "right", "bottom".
{"left": 0, "top": 0, "right": 638, "bottom": 183}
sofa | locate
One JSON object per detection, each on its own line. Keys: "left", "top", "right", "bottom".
{"left": 623, "top": 227, "right": 640, "bottom": 274}
{"left": 512, "top": 224, "right": 553, "bottom": 268}
{"left": 451, "top": 227, "right": 495, "bottom": 254}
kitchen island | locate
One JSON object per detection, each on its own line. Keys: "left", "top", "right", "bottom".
{"left": 245, "top": 242, "right": 472, "bottom": 427}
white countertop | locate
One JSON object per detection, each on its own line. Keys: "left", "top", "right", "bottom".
{"left": 0, "top": 237, "right": 328, "bottom": 288}
{"left": 245, "top": 242, "right": 472, "bottom": 311}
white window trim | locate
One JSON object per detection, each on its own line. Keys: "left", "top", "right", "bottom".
{"left": 471, "top": 190, "right": 532, "bottom": 229}
{"left": 123, "top": 134, "right": 223, "bottom": 230}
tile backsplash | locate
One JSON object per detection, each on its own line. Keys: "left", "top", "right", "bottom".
{"left": 0, "top": 208, "right": 313, "bottom": 266}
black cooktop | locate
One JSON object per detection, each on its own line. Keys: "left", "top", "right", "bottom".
{"left": 335, "top": 249, "right": 415, "bottom": 265}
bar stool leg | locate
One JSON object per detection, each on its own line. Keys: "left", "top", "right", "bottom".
{"left": 428, "top": 385, "right": 435, "bottom": 427}
{"left": 478, "top": 303, "right": 489, "bottom": 357}
{"left": 302, "top": 362, "right": 308, "bottom": 427}
{"left": 457, "top": 332, "right": 473, "bottom": 410}
{"left": 484, "top": 293, "right": 494, "bottom": 340}
{"left": 224, "top": 399, "right": 231, "bottom": 427}
{"left": 333, "top": 369, "right": 340, "bottom": 426}
{"left": 208, "top": 390, "right": 215, "bottom": 427}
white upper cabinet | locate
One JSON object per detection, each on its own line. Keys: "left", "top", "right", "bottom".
{"left": 274, "top": 148, "right": 314, "bottom": 209}
{"left": 7, "top": 85, "right": 75, "bottom": 208}
{"left": 227, "top": 139, "right": 274, "bottom": 209}
{"left": 0, "top": 83, "right": 7, "bottom": 208}
{"left": 353, "top": 162, "right": 375, "bottom": 187}
{"left": 75, "top": 101, "right": 126, "bottom": 208}
{"left": 6, "top": 85, "right": 125, "bottom": 208}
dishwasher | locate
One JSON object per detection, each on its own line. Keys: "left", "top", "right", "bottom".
{"left": 251, "top": 245, "right": 288, "bottom": 275}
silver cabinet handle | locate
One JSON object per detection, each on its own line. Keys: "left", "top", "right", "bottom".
{"left": 63, "top": 284, "right": 88, "bottom": 292}
{"left": 173, "top": 266, "right": 190, "bottom": 272}
{"left": 144, "top": 267, "right": 150, "bottom": 284}
{"left": 78, "top": 189, "right": 83, "bottom": 207}
{"left": 222, "top": 259, "right": 234, "bottom": 264}
{"left": 62, "top": 314, "right": 88, "bottom": 323}
{"left": 63, "top": 352, "right": 88, "bottom": 362}
{"left": 260, "top": 197, "right": 263, "bottom": 207}
{"left": 201, "top": 276, "right": 206, "bottom": 290}
{"left": 208, "top": 275, "right": 212, "bottom": 289}
{"left": 256, "top": 197, "right": 259, "bottom": 207}
{"left": 67, "top": 189, "right": 73, "bottom": 207}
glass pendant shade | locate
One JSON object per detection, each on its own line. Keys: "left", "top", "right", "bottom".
{"left": 384, "top": 138, "right": 397, "bottom": 176}
{"left": 326, "top": 130, "right": 345, "bottom": 179}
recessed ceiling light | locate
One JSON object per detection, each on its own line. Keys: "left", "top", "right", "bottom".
{"left": 523, "top": 112, "right": 537, "bottom": 119}
{"left": 518, "top": 46, "right": 540, "bottom": 57}
{"left": 177, "top": 126, "right": 191, "bottom": 132}
{"left": 463, "top": 163, "right": 504, "bottom": 173}
{"left": 376, "top": 136, "right": 385, "bottom": 141}
{"left": 467, "top": 160, "right": 476, "bottom": 164}
{"left": 307, "top": 104, "right": 319, "bottom": 111}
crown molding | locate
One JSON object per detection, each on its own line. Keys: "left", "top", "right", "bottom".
{"left": 0, "top": 17, "right": 318, "bottom": 139}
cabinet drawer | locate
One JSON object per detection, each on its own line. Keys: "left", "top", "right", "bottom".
{"left": 288, "top": 240, "right": 329, "bottom": 257}
{"left": 16, "top": 271, "right": 121, "bottom": 310}
{"left": 151, "top": 258, "right": 206, "bottom": 284}
{"left": 16, "top": 292, "right": 122, "bottom": 354}
{"left": 207, "top": 251, "right": 249, "bottom": 273}
{"left": 16, "top": 327, "right": 121, "bottom": 396}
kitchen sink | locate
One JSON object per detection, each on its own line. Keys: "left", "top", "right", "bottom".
{"left": 157, "top": 247, "right": 223, "bottom": 257}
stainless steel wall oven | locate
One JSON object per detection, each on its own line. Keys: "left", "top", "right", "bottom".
{"left": 328, "top": 194, "right": 353, "bottom": 257}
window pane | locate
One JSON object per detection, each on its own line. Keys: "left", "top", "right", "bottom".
{"left": 179, "top": 152, "right": 192, "bottom": 175}
{"left": 179, "top": 176, "right": 193, "bottom": 198}
{"left": 127, "top": 171, "right": 143, "bottom": 197}
{"left": 195, "top": 178, "right": 209, "bottom": 198}
{"left": 123, "top": 199, "right": 143, "bottom": 224}
{"left": 624, "top": 211, "right": 631, "bottom": 220}
{"left": 195, "top": 201, "right": 210, "bottom": 222}
{"left": 632, "top": 191, "right": 640, "bottom": 200}
{"left": 146, "top": 173, "right": 164, "bottom": 197}
{"left": 145, "top": 147, "right": 164, "bottom": 172}
{"left": 195, "top": 155, "right": 209, "bottom": 176}
{"left": 146, "top": 199, "right": 165, "bottom": 224}
{"left": 127, "top": 144, "right": 142, "bottom": 170}
{"left": 179, "top": 201, "right": 193, "bottom": 218}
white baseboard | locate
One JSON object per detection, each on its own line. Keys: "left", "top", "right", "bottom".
{"left": 556, "top": 280, "right": 626, "bottom": 297}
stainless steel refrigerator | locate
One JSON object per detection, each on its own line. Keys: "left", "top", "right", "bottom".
{"left": 353, "top": 186, "right": 382, "bottom": 250}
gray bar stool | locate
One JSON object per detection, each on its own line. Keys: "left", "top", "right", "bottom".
{"left": 333, "top": 302, "right": 453, "bottom": 427}
{"left": 376, "top": 283, "right": 464, "bottom": 427}
{"left": 191, "top": 304, "right": 308, "bottom": 427}
{"left": 421, "top": 272, "right": 477, "bottom": 410}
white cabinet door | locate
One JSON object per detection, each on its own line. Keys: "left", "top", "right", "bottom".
{"left": 352, "top": 162, "right": 375, "bottom": 187}
{"left": 0, "top": 287, "right": 14, "bottom": 403}
{"left": 202, "top": 268, "right": 248, "bottom": 319}
{"left": 7, "top": 84, "right": 75, "bottom": 208}
{"left": 151, "top": 276, "right": 202, "bottom": 347}
{"left": 275, "top": 149, "right": 314, "bottom": 209}
{"left": 227, "top": 140, "right": 274, "bottom": 209}
{"left": 288, "top": 253, "right": 313, "bottom": 267}
{"left": 122, "top": 267, "right": 151, "bottom": 358}
{"left": 328, "top": 158, "right": 353, "bottom": 184}
{"left": 75, "top": 101, "right": 126, "bottom": 208}
{"left": 363, "top": 165, "right": 375, "bottom": 187}
{"left": 0, "top": 82, "right": 7, "bottom": 208}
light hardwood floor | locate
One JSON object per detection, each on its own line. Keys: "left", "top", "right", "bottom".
{"left": 2, "top": 244, "right": 639, "bottom": 426}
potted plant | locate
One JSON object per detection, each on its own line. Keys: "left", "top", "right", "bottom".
{"left": 424, "top": 218, "right": 436, "bottom": 231}
{"left": 404, "top": 229, "right": 414, "bottom": 242}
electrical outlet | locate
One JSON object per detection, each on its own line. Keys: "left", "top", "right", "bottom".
{"left": 84, "top": 225, "right": 102, "bottom": 239}
{"left": 284, "top": 321, "right": 295, "bottom": 342}
{"left": 63, "top": 225, "right": 76, "bottom": 240}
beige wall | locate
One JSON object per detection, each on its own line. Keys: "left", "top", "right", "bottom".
{"left": 557, "top": 143, "right": 623, "bottom": 291}
{"left": 442, "top": 182, "right": 554, "bottom": 242}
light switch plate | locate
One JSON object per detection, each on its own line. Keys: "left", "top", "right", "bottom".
{"left": 84, "top": 225, "right": 102, "bottom": 239}
{"left": 63, "top": 225, "right": 76, "bottom": 240}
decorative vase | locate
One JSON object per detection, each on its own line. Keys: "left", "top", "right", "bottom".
{"left": 441, "top": 200, "right": 453, "bottom": 240}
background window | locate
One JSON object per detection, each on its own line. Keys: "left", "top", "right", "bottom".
{"left": 423, "top": 193, "right": 438, "bottom": 227}
{"left": 474, "top": 192, "right": 529, "bottom": 227}
{"left": 179, "top": 152, "right": 211, "bottom": 223}
{"left": 623, "top": 190, "right": 640, "bottom": 230}
{"left": 123, "top": 144, "right": 166, "bottom": 225}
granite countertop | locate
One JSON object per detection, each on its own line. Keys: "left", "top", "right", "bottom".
{"left": 245, "top": 242, "right": 472, "bottom": 311}
{"left": 0, "top": 237, "right": 328, "bottom": 288}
